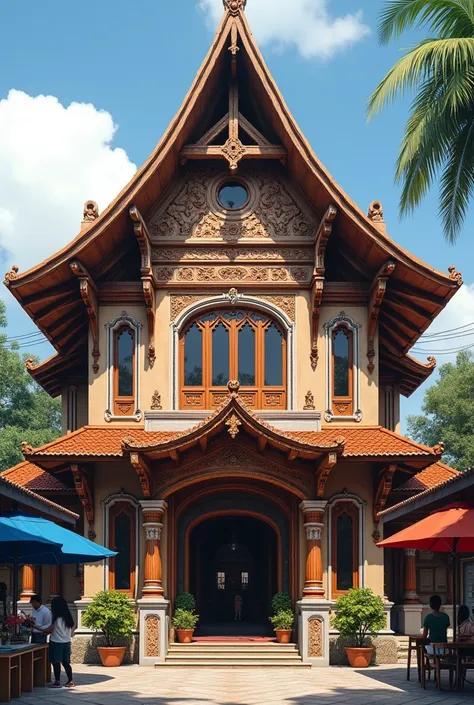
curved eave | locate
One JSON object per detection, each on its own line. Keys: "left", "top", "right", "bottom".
{"left": 26, "top": 350, "right": 87, "bottom": 397}
{"left": 380, "top": 349, "right": 437, "bottom": 397}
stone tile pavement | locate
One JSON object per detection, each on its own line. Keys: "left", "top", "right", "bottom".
{"left": 13, "top": 664, "right": 474, "bottom": 705}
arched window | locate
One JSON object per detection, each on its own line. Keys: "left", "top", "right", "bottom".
{"left": 108, "top": 501, "right": 136, "bottom": 595}
{"left": 105, "top": 312, "right": 142, "bottom": 422}
{"left": 180, "top": 309, "right": 286, "bottom": 410}
{"left": 331, "top": 501, "right": 359, "bottom": 596}
{"left": 324, "top": 313, "right": 361, "bottom": 422}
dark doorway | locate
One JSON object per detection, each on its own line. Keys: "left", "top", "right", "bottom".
{"left": 189, "top": 515, "right": 278, "bottom": 635}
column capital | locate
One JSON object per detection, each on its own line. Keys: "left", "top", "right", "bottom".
{"left": 140, "top": 499, "right": 167, "bottom": 515}
{"left": 144, "top": 522, "right": 163, "bottom": 541}
{"left": 404, "top": 548, "right": 416, "bottom": 557}
{"left": 300, "top": 500, "right": 327, "bottom": 514}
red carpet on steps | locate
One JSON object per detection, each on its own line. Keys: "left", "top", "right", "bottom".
{"left": 193, "top": 636, "right": 277, "bottom": 642}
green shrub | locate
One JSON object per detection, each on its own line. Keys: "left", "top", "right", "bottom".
{"left": 175, "top": 592, "right": 196, "bottom": 612}
{"left": 271, "top": 592, "right": 292, "bottom": 614}
{"left": 331, "top": 588, "right": 386, "bottom": 648}
{"left": 269, "top": 609, "right": 294, "bottom": 631}
{"left": 172, "top": 608, "right": 199, "bottom": 630}
{"left": 82, "top": 591, "right": 135, "bottom": 647}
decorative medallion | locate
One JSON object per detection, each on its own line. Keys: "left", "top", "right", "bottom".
{"left": 223, "top": 0, "right": 247, "bottom": 14}
{"left": 225, "top": 414, "right": 242, "bottom": 438}
{"left": 227, "top": 287, "right": 239, "bottom": 304}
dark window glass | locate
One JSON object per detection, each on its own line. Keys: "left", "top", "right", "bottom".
{"left": 117, "top": 329, "right": 133, "bottom": 397}
{"left": 212, "top": 323, "right": 229, "bottom": 386}
{"left": 241, "top": 571, "right": 249, "bottom": 590}
{"left": 336, "top": 512, "right": 354, "bottom": 591}
{"left": 217, "top": 572, "right": 225, "bottom": 590}
{"left": 333, "top": 329, "right": 350, "bottom": 397}
{"left": 265, "top": 324, "right": 283, "bottom": 386}
{"left": 114, "top": 511, "right": 132, "bottom": 590}
{"left": 184, "top": 324, "right": 202, "bottom": 386}
{"left": 238, "top": 323, "right": 255, "bottom": 386}
{"left": 218, "top": 182, "right": 248, "bottom": 210}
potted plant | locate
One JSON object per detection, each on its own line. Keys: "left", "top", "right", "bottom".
{"left": 173, "top": 592, "right": 199, "bottom": 643}
{"left": 331, "top": 587, "right": 386, "bottom": 668}
{"left": 270, "top": 592, "right": 294, "bottom": 643}
{"left": 82, "top": 590, "right": 135, "bottom": 667}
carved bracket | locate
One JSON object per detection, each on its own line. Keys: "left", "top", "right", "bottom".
{"left": 310, "top": 206, "right": 337, "bottom": 370}
{"left": 367, "top": 260, "right": 395, "bottom": 374}
{"left": 130, "top": 452, "right": 152, "bottom": 498}
{"left": 71, "top": 464, "right": 95, "bottom": 539}
{"left": 373, "top": 463, "right": 396, "bottom": 531}
{"left": 315, "top": 452, "right": 338, "bottom": 498}
{"left": 70, "top": 260, "right": 100, "bottom": 373}
{"left": 129, "top": 206, "right": 157, "bottom": 367}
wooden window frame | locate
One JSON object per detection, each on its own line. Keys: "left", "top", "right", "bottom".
{"left": 179, "top": 309, "right": 287, "bottom": 410}
{"left": 331, "top": 501, "right": 359, "bottom": 597}
{"left": 113, "top": 326, "right": 136, "bottom": 417}
{"left": 108, "top": 501, "right": 136, "bottom": 596}
{"left": 331, "top": 325, "right": 353, "bottom": 417}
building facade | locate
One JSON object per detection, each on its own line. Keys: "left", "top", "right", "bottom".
{"left": 1, "top": 0, "right": 468, "bottom": 666}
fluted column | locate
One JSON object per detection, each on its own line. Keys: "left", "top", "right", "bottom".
{"left": 300, "top": 500, "right": 327, "bottom": 598}
{"left": 49, "top": 565, "right": 61, "bottom": 600}
{"left": 19, "top": 565, "right": 35, "bottom": 601}
{"left": 403, "top": 549, "right": 420, "bottom": 604}
{"left": 140, "top": 500, "right": 167, "bottom": 598}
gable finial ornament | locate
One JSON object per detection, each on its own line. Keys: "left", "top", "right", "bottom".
{"left": 368, "top": 201, "right": 384, "bottom": 223}
{"left": 4, "top": 264, "right": 19, "bottom": 285}
{"left": 82, "top": 200, "right": 99, "bottom": 229}
{"left": 223, "top": 0, "right": 247, "bottom": 14}
{"left": 227, "top": 379, "right": 240, "bottom": 397}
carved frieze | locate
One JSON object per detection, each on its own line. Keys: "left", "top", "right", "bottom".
{"left": 147, "top": 169, "right": 316, "bottom": 243}
{"left": 170, "top": 294, "right": 295, "bottom": 322}
{"left": 152, "top": 247, "right": 313, "bottom": 263}
{"left": 145, "top": 614, "right": 160, "bottom": 658}
{"left": 308, "top": 618, "right": 323, "bottom": 658}
{"left": 154, "top": 265, "right": 310, "bottom": 285}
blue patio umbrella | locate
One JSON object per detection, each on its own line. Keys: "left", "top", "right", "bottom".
{"left": 0, "top": 512, "right": 116, "bottom": 616}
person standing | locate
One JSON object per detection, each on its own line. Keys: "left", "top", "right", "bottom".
{"left": 234, "top": 593, "right": 243, "bottom": 621}
{"left": 30, "top": 594, "right": 52, "bottom": 644}
{"left": 0, "top": 582, "right": 12, "bottom": 622}
{"left": 36, "top": 596, "right": 75, "bottom": 688}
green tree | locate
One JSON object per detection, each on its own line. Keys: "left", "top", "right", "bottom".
{"left": 0, "top": 301, "right": 61, "bottom": 470}
{"left": 368, "top": 0, "right": 474, "bottom": 242}
{"left": 407, "top": 350, "right": 474, "bottom": 469}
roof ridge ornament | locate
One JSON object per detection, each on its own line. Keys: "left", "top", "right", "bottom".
{"left": 223, "top": 0, "right": 247, "bottom": 15}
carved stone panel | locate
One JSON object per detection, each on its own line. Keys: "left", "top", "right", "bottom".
{"left": 170, "top": 294, "right": 295, "bottom": 322}
{"left": 147, "top": 168, "right": 316, "bottom": 243}
{"left": 145, "top": 614, "right": 160, "bottom": 658}
{"left": 308, "top": 617, "right": 323, "bottom": 658}
{"left": 152, "top": 247, "right": 313, "bottom": 263}
{"left": 155, "top": 265, "right": 310, "bottom": 285}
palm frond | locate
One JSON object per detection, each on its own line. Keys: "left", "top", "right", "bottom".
{"left": 439, "top": 114, "right": 474, "bottom": 241}
{"left": 379, "top": 0, "right": 474, "bottom": 44}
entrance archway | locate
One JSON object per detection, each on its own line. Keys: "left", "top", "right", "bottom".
{"left": 189, "top": 514, "right": 278, "bottom": 635}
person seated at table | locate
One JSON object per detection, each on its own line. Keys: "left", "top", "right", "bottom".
{"left": 35, "top": 596, "right": 75, "bottom": 688}
{"left": 0, "top": 581, "right": 12, "bottom": 621}
{"left": 458, "top": 605, "right": 474, "bottom": 643}
{"left": 423, "top": 595, "right": 450, "bottom": 655}
{"left": 29, "top": 594, "right": 52, "bottom": 644}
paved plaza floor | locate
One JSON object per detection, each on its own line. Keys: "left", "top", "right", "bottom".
{"left": 12, "top": 664, "right": 474, "bottom": 705}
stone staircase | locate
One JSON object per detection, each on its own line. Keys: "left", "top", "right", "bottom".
{"left": 396, "top": 636, "right": 410, "bottom": 664}
{"left": 158, "top": 641, "right": 309, "bottom": 667}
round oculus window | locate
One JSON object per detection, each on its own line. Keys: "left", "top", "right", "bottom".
{"left": 217, "top": 182, "right": 249, "bottom": 210}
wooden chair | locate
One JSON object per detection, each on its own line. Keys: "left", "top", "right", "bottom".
{"left": 433, "top": 649, "right": 457, "bottom": 690}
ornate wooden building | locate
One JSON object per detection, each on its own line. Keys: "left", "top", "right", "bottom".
{"left": 1, "top": 0, "right": 466, "bottom": 665}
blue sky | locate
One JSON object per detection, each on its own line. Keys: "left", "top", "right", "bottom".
{"left": 0, "top": 0, "right": 472, "bottom": 426}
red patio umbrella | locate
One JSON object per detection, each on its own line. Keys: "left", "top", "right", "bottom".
{"left": 378, "top": 503, "right": 474, "bottom": 640}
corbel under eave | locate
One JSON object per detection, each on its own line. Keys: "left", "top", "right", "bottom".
{"left": 129, "top": 451, "right": 152, "bottom": 498}
{"left": 310, "top": 205, "right": 337, "bottom": 370}
{"left": 315, "top": 451, "right": 338, "bottom": 498}
{"left": 373, "top": 463, "right": 397, "bottom": 542}
{"left": 129, "top": 205, "right": 157, "bottom": 368}
{"left": 367, "top": 260, "right": 396, "bottom": 374}
{"left": 69, "top": 260, "right": 100, "bottom": 374}
{"left": 71, "top": 463, "right": 96, "bottom": 539}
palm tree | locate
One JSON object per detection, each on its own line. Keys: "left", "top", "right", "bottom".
{"left": 368, "top": 0, "right": 474, "bottom": 243}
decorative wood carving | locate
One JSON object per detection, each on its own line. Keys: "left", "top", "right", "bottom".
{"left": 315, "top": 452, "right": 338, "bottom": 498}
{"left": 151, "top": 390, "right": 162, "bottom": 410}
{"left": 170, "top": 293, "right": 296, "bottom": 322}
{"left": 308, "top": 618, "right": 323, "bottom": 658}
{"left": 373, "top": 463, "right": 396, "bottom": 527}
{"left": 153, "top": 247, "right": 313, "bottom": 263}
{"left": 224, "top": 0, "right": 247, "bottom": 15}
{"left": 368, "top": 201, "right": 385, "bottom": 230}
{"left": 304, "top": 390, "right": 315, "bottom": 410}
{"left": 448, "top": 265, "right": 463, "bottom": 286}
{"left": 71, "top": 464, "right": 95, "bottom": 539}
{"left": 367, "top": 260, "right": 396, "bottom": 374}
{"left": 3, "top": 264, "right": 19, "bottom": 285}
{"left": 82, "top": 200, "right": 99, "bottom": 223}
{"left": 433, "top": 441, "right": 444, "bottom": 455}
{"left": 310, "top": 205, "right": 337, "bottom": 370}
{"left": 155, "top": 265, "right": 310, "bottom": 285}
{"left": 21, "top": 441, "right": 33, "bottom": 456}
{"left": 129, "top": 452, "right": 152, "bottom": 498}
{"left": 145, "top": 614, "right": 160, "bottom": 657}
{"left": 226, "top": 414, "right": 242, "bottom": 438}
{"left": 70, "top": 260, "right": 100, "bottom": 373}
{"left": 129, "top": 206, "right": 157, "bottom": 367}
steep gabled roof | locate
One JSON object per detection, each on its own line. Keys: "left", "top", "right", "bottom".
{"left": 4, "top": 0, "right": 461, "bottom": 395}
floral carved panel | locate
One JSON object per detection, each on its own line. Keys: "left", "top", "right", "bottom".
{"left": 170, "top": 295, "right": 295, "bottom": 322}
{"left": 145, "top": 614, "right": 160, "bottom": 658}
{"left": 147, "top": 168, "right": 316, "bottom": 243}
{"left": 308, "top": 618, "right": 323, "bottom": 658}
{"left": 154, "top": 265, "right": 311, "bottom": 285}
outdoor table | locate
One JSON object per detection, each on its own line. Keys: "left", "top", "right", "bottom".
{"left": 0, "top": 643, "right": 49, "bottom": 702}
{"left": 432, "top": 640, "right": 474, "bottom": 691}
{"left": 406, "top": 635, "right": 430, "bottom": 682}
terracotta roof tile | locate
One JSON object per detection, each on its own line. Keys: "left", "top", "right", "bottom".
{"left": 0, "top": 474, "right": 78, "bottom": 520}
{"left": 22, "top": 424, "right": 437, "bottom": 460}
{"left": 397, "top": 462, "right": 459, "bottom": 492}
{"left": 1, "top": 461, "right": 69, "bottom": 491}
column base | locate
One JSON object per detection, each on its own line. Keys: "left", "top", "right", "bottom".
{"left": 392, "top": 604, "right": 423, "bottom": 635}
{"left": 297, "top": 599, "right": 330, "bottom": 667}
{"left": 137, "top": 598, "right": 170, "bottom": 665}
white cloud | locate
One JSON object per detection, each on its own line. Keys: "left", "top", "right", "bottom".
{"left": 0, "top": 89, "right": 137, "bottom": 273}
{"left": 198, "top": 0, "right": 370, "bottom": 59}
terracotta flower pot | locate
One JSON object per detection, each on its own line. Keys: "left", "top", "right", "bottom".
{"left": 345, "top": 647, "right": 374, "bottom": 668}
{"left": 176, "top": 629, "right": 194, "bottom": 643}
{"left": 97, "top": 646, "right": 126, "bottom": 667}
{"left": 275, "top": 629, "right": 292, "bottom": 644}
